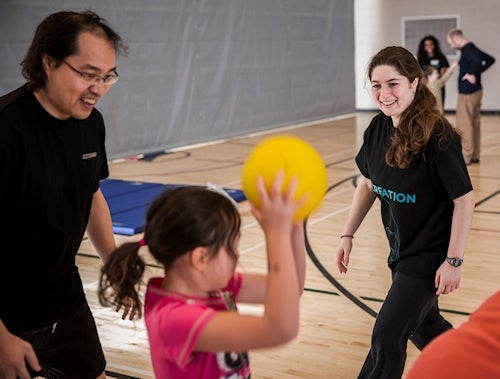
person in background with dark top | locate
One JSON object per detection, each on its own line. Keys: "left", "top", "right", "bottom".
{"left": 447, "top": 28, "right": 495, "bottom": 165}
{"left": 0, "top": 11, "right": 130, "bottom": 379}
{"left": 335, "top": 46, "right": 474, "bottom": 379}
{"left": 407, "top": 290, "right": 500, "bottom": 379}
{"left": 417, "top": 35, "right": 450, "bottom": 106}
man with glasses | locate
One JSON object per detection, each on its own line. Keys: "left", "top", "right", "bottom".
{"left": 0, "top": 11, "right": 129, "bottom": 379}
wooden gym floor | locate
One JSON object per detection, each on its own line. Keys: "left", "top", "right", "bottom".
{"left": 77, "top": 112, "right": 500, "bottom": 378}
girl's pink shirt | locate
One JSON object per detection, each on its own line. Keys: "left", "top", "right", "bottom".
{"left": 144, "top": 272, "right": 251, "bottom": 379}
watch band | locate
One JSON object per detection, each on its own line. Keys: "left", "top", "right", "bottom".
{"left": 445, "top": 256, "right": 464, "bottom": 267}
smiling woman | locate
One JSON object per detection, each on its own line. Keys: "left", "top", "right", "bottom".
{"left": 335, "top": 46, "right": 475, "bottom": 379}
{"left": 369, "top": 64, "right": 418, "bottom": 127}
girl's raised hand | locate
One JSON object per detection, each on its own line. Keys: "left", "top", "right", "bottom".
{"left": 250, "top": 171, "right": 302, "bottom": 233}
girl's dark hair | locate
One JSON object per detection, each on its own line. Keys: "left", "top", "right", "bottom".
{"left": 423, "top": 65, "right": 438, "bottom": 78}
{"left": 21, "top": 10, "right": 127, "bottom": 91}
{"left": 99, "top": 186, "right": 241, "bottom": 316}
{"left": 367, "top": 46, "right": 457, "bottom": 168}
{"left": 417, "top": 35, "right": 445, "bottom": 64}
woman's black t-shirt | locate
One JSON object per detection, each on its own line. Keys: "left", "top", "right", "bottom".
{"left": 356, "top": 113, "right": 472, "bottom": 278}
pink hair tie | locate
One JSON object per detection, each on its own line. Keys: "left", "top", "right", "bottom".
{"left": 138, "top": 238, "right": 146, "bottom": 247}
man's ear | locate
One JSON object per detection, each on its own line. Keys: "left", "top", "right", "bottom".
{"left": 41, "top": 54, "right": 55, "bottom": 72}
{"left": 190, "top": 247, "right": 209, "bottom": 271}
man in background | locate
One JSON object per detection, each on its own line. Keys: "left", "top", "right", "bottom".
{"left": 447, "top": 28, "right": 495, "bottom": 165}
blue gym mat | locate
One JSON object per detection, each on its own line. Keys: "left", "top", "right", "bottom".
{"left": 101, "top": 179, "right": 246, "bottom": 236}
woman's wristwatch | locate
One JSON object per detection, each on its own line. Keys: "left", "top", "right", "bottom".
{"left": 445, "top": 256, "right": 464, "bottom": 267}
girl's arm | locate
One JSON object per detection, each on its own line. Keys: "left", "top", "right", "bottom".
{"left": 195, "top": 172, "right": 302, "bottom": 352}
{"left": 236, "top": 274, "right": 266, "bottom": 304}
{"left": 436, "top": 61, "right": 458, "bottom": 87}
{"left": 236, "top": 222, "right": 306, "bottom": 304}
{"left": 292, "top": 222, "right": 306, "bottom": 295}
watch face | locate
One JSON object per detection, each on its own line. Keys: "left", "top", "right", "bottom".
{"left": 446, "top": 257, "right": 463, "bottom": 267}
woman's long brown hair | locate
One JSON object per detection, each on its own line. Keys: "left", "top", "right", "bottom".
{"left": 367, "top": 46, "right": 458, "bottom": 168}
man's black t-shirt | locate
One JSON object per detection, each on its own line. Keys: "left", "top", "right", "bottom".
{"left": 0, "top": 85, "right": 109, "bottom": 329}
{"left": 356, "top": 113, "right": 472, "bottom": 278}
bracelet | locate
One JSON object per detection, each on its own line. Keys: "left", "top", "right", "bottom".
{"left": 340, "top": 234, "right": 354, "bottom": 239}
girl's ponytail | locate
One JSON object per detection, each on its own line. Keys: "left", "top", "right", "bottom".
{"left": 99, "top": 241, "right": 146, "bottom": 318}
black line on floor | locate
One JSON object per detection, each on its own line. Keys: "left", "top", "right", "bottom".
{"left": 326, "top": 156, "right": 355, "bottom": 167}
{"left": 304, "top": 175, "right": 378, "bottom": 319}
{"left": 78, "top": 252, "right": 100, "bottom": 259}
{"left": 304, "top": 287, "right": 340, "bottom": 296}
{"left": 359, "top": 296, "right": 384, "bottom": 303}
{"left": 475, "top": 189, "right": 500, "bottom": 207}
{"left": 304, "top": 289, "right": 471, "bottom": 316}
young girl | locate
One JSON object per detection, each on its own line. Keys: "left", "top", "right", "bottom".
{"left": 336, "top": 46, "right": 474, "bottom": 378}
{"left": 99, "top": 172, "right": 306, "bottom": 378}
{"left": 423, "top": 60, "right": 458, "bottom": 114}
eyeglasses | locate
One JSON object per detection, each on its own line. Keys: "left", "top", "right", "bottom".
{"left": 61, "top": 60, "right": 119, "bottom": 86}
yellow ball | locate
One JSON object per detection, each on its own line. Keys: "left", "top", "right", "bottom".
{"left": 241, "top": 135, "right": 328, "bottom": 221}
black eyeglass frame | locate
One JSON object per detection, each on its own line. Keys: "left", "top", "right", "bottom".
{"left": 61, "top": 60, "right": 119, "bottom": 86}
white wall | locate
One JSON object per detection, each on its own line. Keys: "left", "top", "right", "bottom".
{"left": 355, "top": 0, "right": 500, "bottom": 112}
